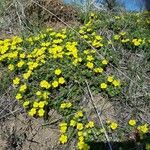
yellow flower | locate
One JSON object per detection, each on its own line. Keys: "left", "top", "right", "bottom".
{"left": 40, "top": 80, "right": 51, "bottom": 89}
{"left": 66, "top": 102, "right": 72, "bottom": 108}
{"left": 83, "top": 35, "right": 88, "bottom": 39}
{"left": 87, "top": 28, "right": 92, "bottom": 32}
{"left": 132, "top": 39, "right": 142, "bottom": 46}
{"left": 83, "top": 50, "right": 89, "bottom": 54}
{"left": 112, "top": 80, "right": 120, "bottom": 87}
{"left": 70, "top": 120, "right": 76, "bottom": 127}
{"left": 23, "top": 71, "right": 31, "bottom": 80}
{"left": 59, "top": 134, "right": 68, "bottom": 144}
{"left": 134, "top": 41, "right": 141, "bottom": 46}
{"left": 60, "top": 102, "right": 72, "bottom": 109}
{"left": 85, "top": 121, "right": 94, "bottom": 128}
{"left": 78, "top": 57, "right": 82, "bottom": 62}
{"left": 110, "top": 122, "right": 118, "bottom": 130}
{"left": 107, "top": 76, "right": 114, "bottom": 82}
{"left": 120, "top": 31, "right": 126, "bottom": 36}
{"left": 77, "top": 123, "right": 84, "bottom": 130}
{"left": 90, "top": 12, "right": 95, "bottom": 17}
{"left": 38, "top": 101, "right": 45, "bottom": 108}
{"left": 55, "top": 69, "right": 62, "bottom": 75}
{"left": 72, "top": 59, "right": 78, "bottom": 66}
{"left": 114, "top": 16, "right": 120, "bottom": 20}
{"left": 95, "top": 35, "right": 102, "bottom": 40}
{"left": 77, "top": 141, "right": 90, "bottom": 150}
{"left": 78, "top": 131, "right": 83, "bottom": 137}
{"left": 102, "top": 59, "right": 108, "bottom": 65}
{"left": 28, "top": 108, "right": 36, "bottom": 117}
{"left": 92, "top": 40, "right": 103, "bottom": 47}
{"left": 79, "top": 30, "right": 85, "bottom": 34}
{"left": 75, "top": 111, "right": 83, "bottom": 118}
{"left": 36, "top": 91, "right": 42, "bottom": 96}
{"left": 52, "top": 81, "right": 59, "bottom": 88}
{"left": 16, "top": 93, "right": 22, "bottom": 100}
{"left": 128, "top": 119, "right": 136, "bottom": 126}
{"left": 20, "top": 53, "right": 26, "bottom": 58}
{"left": 86, "top": 55, "right": 94, "bottom": 61}
{"left": 100, "top": 83, "right": 107, "bottom": 89}
{"left": 50, "top": 32, "right": 56, "bottom": 36}
{"left": 58, "top": 77, "right": 65, "bottom": 84}
{"left": 38, "top": 109, "right": 45, "bottom": 117}
{"left": 23, "top": 101, "right": 30, "bottom": 108}
{"left": 86, "top": 62, "right": 94, "bottom": 69}
{"left": 46, "top": 28, "right": 53, "bottom": 32}
{"left": 78, "top": 136, "right": 84, "bottom": 142}
{"left": 53, "top": 39, "right": 63, "bottom": 44}
{"left": 138, "top": 124, "right": 149, "bottom": 134}
{"left": 122, "top": 39, "right": 130, "bottom": 43}
{"left": 60, "top": 125, "right": 67, "bottom": 133}
{"left": 13, "top": 77, "right": 20, "bottom": 85}
{"left": 94, "top": 67, "right": 103, "bottom": 73}
{"left": 59, "top": 122, "right": 67, "bottom": 133}
{"left": 114, "top": 34, "right": 120, "bottom": 40}
{"left": 59, "top": 122, "right": 67, "bottom": 127}
{"left": 77, "top": 141, "right": 85, "bottom": 150}
{"left": 19, "top": 84, "right": 27, "bottom": 92}
{"left": 132, "top": 39, "right": 137, "bottom": 43}
{"left": 60, "top": 103, "right": 66, "bottom": 109}
{"left": 17, "top": 60, "right": 25, "bottom": 68}
{"left": 33, "top": 102, "right": 39, "bottom": 108}
{"left": 8, "top": 64, "right": 14, "bottom": 71}
{"left": 43, "top": 91, "right": 50, "bottom": 99}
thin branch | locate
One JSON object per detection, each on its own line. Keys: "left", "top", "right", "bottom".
{"left": 85, "top": 80, "right": 112, "bottom": 150}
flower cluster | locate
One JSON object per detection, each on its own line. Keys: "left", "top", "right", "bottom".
{"left": 59, "top": 109, "right": 95, "bottom": 150}
{"left": 0, "top": 11, "right": 149, "bottom": 150}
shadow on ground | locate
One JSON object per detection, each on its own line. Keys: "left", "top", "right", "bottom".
{"left": 89, "top": 135, "right": 150, "bottom": 150}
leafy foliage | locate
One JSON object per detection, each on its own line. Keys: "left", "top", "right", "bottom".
{"left": 0, "top": 11, "right": 150, "bottom": 150}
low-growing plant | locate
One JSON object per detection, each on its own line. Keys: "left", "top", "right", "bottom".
{"left": 0, "top": 12, "right": 149, "bottom": 149}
